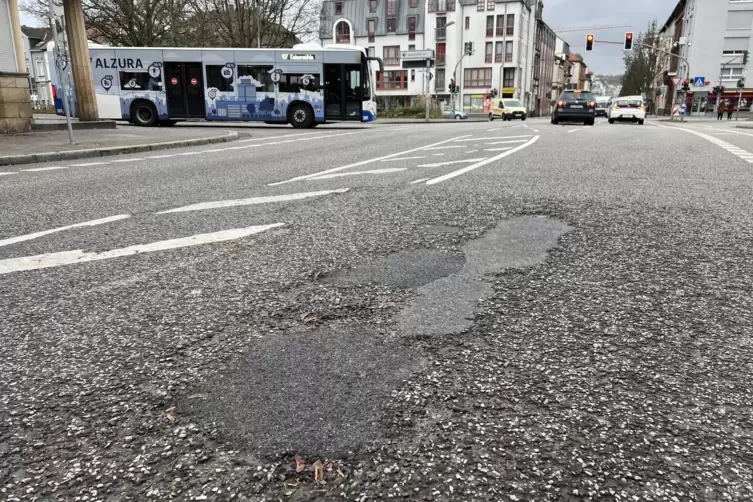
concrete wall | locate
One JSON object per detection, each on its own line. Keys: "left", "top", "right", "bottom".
{"left": 0, "top": 71, "right": 33, "bottom": 133}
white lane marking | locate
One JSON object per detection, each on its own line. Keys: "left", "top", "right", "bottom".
{"left": 144, "top": 155, "right": 174, "bottom": 159}
{"left": 380, "top": 156, "right": 427, "bottom": 162}
{"left": 512, "top": 124, "right": 526, "bottom": 128}
{"left": 0, "top": 214, "right": 130, "bottom": 248}
{"left": 177, "top": 151, "right": 203, "bottom": 156}
{"left": 159, "top": 188, "right": 350, "bottom": 214}
{"left": 487, "top": 128, "right": 500, "bottom": 132}
{"left": 111, "top": 158, "right": 143, "bottom": 163}
{"left": 0, "top": 172, "right": 18, "bottom": 176}
{"left": 237, "top": 131, "right": 324, "bottom": 143}
{"left": 567, "top": 128, "right": 579, "bottom": 133}
{"left": 484, "top": 147, "right": 513, "bottom": 152}
{"left": 426, "top": 135, "right": 540, "bottom": 185}
{"left": 308, "top": 168, "right": 406, "bottom": 180}
{"left": 410, "top": 178, "right": 429, "bottom": 184}
{"left": 417, "top": 159, "right": 487, "bottom": 168}
{"left": 20, "top": 166, "right": 69, "bottom": 172}
{"left": 532, "top": 129, "right": 540, "bottom": 132}
{"left": 455, "top": 135, "right": 532, "bottom": 142}
{"left": 0, "top": 223, "right": 283, "bottom": 275}
{"left": 432, "top": 153, "right": 446, "bottom": 156}
{"left": 70, "top": 161, "right": 107, "bottom": 166}
{"left": 268, "top": 135, "right": 469, "bottom": 185}
{"left": 485, "top": 139, "right": 528, "bottom": 145}
{"left": 424, "top": 145, "right": 465, "bottom": 149}
{"left": 655, "top": 123, "right": 753, "bottom": 163}
{"left": 466, "top": 150, "right": 479, "bottom": 154}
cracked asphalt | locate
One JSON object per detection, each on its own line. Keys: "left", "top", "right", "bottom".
{"left": 2, "top": 118, "right": 753, "bottom": 501}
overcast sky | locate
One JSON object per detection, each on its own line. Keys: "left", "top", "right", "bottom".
{"left": 543, "top": 0, "right": 677, "bottom": 75}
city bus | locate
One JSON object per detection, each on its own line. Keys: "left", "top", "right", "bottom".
{"left": 51, "top": 43, "right": 381, "bottom": 128}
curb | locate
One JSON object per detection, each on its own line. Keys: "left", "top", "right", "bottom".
{"left": 31, "top": 120, "right": 117, "bottom": 131}
{"left": 0, "top": 131, "right": 239, "bottom": 166}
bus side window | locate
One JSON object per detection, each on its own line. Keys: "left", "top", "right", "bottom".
{"left": 205, "top": 65, "right": 234, "bottom": 92}
{"left": 120, "top": 71, "right": 151, "bottom": 91}
{"left": 237, "top": 65, "right": 274, "bottom": 91}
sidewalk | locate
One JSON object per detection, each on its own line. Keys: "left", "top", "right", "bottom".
{"left": 0, "top": 126, "right": 240, "bottom": 166}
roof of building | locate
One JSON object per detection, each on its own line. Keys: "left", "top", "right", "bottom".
{"left": 568, "top": 53, "right": 582, "bottom": 63}
{"left": 660, "top": 0, "right": 685, "bottom": 33}
{"left": 21, "top": 26, "right": 52, "bottom": 49}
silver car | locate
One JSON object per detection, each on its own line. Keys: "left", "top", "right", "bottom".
{"left": 443, "top": 106, "right": 468, "bottom": 120}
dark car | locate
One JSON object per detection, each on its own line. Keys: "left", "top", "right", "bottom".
{"left": 551, "top": 90, "right": 596, "bottom": 125}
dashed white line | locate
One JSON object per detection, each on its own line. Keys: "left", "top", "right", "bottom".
{"left": 268, "top": 135, "right": 470, "bottom": 185}
{"left": 0, "top": 214, "right": 131, "bottom": 248}
{"left": 380, "top": 156, "right": 427, "bottom": 162}
{"left": 20, "top": 166, "right": 69, "bottom": 172}
{"left": 0, "top": 223, "right": 284, "bottom": 275}
{"left": 484, "top": 147, "right": 513, "bottom": 152}
{"left": 309, "top": 168, "right": 406, "bottom": 180}
{"left": 465, "top": 150, "right": 479, "bottom": 154}
{"left": 70, "top": 161, "right": 108, "bottom": 166}
{"left": 417, "top": 158, "right": 487, "bottom": 168}
{"left": 455, "top": 135, "right": 532, "bottom": 142}
{"left": 655, "top": 123, "right": 753, "bottom": 164}
{"left": 432, "top": 153, "right": 446, "bottom": 156}
{"left": 486, "top": 128, "right": 500, "bottom": 132}
{"left": 426, "top": 135, "right": 540, "bottom": 185}
{"left": 144, "top": 155, "right": 174, "bottom": 159}
{"left": 111, "top": 158, "right": 143, "bottom": 163}
{"left": 158, "top": 188, "right": 350, "bottom": 214}
{"left": 410, "top": 178, "right": 429, "bottom": 184}
{"left": 567, "top": 128, "right": 579, "bottom": 133}
{"left": 0, "top": 172, "right": 17, "bottom": 176}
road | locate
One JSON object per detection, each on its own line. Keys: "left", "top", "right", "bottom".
{"left": 2, "top": 118, "right": 753, "bottom": 501}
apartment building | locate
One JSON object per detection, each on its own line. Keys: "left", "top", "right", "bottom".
{"left": 319, "top": 0, "right": 428, "bottom": 108}
{"left": 550, "top": 36, "right": 571, "bottom": 99}
{"left": 660, "top": 0, "right": 753, "bottom": 115}
{"left": 567, "top": 53, "right": 588, "bottom": 90}
{"left": 531, "top": 13, "right": 555, "bottom": 116}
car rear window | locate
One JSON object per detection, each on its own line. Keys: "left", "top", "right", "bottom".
{"left": 615, "top": 99, "right": 642, "bottom": 107}
{"left": 559, "top": 91, "right": 594, "bottom": 101}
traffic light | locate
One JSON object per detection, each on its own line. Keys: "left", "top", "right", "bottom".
{"left": 744, "top": 50, "right": 749, "bottom": 65}
{"left": 490, "top": 88, "right": 498, "bottom": 97}
{"left": 449, "top": 78, "right": 457, "bottom": 93}
{"left": 682, "top": 78, "right": 690, "bottom": 91}
{"left": 624, "top": 32, "right": 634, "bottom": 51}
{"left": 585, "top": 34, "right": 594, "bottom": 52}
{"left": 720, "top": 85, "right": 725, "bottom": 94}
{"left": 738, "top": 78, "right": 746, "bottom": 89}
{"left": 464, "top": 42, "right": 474, "bottom": 56}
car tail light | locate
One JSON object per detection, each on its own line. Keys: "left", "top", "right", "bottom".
{"left": 612, "top": 105, "right": 618, "bottom": 110}
{"left": 588, "top": 101, "right": 595, "bottom": 108}
{"left": 639, "top": 106, "right": 645, "bottom": 111}
{"left": 557, "top": 100, "right": 564, "bottom": 108}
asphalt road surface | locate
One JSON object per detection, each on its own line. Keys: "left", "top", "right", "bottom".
{"left": 2, "top": 118, "right": 753, "bottom": 501}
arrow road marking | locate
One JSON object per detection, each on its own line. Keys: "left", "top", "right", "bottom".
{"left": 0, "top": 214, "right": 131, "bottom": 248}
{"left": 0, "top": 223, "right": 284, "bottom": 275}
{"left": 158, "top": 189, "right": 350, "bottom": 214}
{"left": 426, "top": 136, "right": 540, "bottom": 185}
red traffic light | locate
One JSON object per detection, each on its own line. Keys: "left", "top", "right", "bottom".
{"left": 624, "top": 32, "right": 634, "bottom": 51}
{"left": 626, "top": 33, "right": 633, "bottom": 40}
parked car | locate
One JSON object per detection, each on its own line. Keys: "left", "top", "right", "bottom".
{"left": 489, "top": 99, "right": 527, "bottom": 121}
{"left": 551, "top": 90, "right": 596, "bottom": 125}
{"left": 607, "top": 96, "right": 646, "bottom": 124}
{"left": 443, "top": 106, "right": 468, "bottom": 120}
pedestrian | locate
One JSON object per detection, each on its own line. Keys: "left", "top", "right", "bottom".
{"left": 727, "top": 99, "right": 735, "bottom": 119}
{"left": 717, "top": 99, "right": 725, "bottom": 120}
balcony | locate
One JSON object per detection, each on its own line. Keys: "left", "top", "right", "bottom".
{"left": 485, "top": 54, "right": 492, "bottom": 63}
{"left": 486, "top": 27, "right": 493, "bottom": 37}
{"left": 495, "top": 54, "right": 503, "bottom": 63}
{"left": 428, "top": 0, "right": 455, "bottom": 12}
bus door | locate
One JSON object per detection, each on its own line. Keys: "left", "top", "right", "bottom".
{"left": 324, "top": 64, "right": 362, "bottom": 121}
{"left": 165, "top": 62, "right": 206, "bottom": 119}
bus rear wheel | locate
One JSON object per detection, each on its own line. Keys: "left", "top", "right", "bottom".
{"left": 289, "top": 104, "right": 314, "bottom": 128}
{"left": 132, "top": 101, "right": 158, "bottom": 127}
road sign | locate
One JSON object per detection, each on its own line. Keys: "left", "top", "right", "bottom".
{"left": 401, "top": 49, "right": 434, "bottom": 60}
{"left": 671, "top": 76, "right": 682, "bottom": 88}
{"left": 693, "top": 76, "right": 705, "bottom": 87}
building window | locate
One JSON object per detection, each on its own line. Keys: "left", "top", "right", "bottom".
{"left": 370, "top": 0, "right": 377, "bottom": 12}
{"left": 335, "top": 1, "right": 342, "bottom": 14}
{"left": 463, "top": 94, "right": 485, "bottom": 112}
{"left": 384, "top": 45, "right": 400, "bottom": 66}
{"left": 408, "top": 16, "right": 417, "bottom": 40}
{"left": 465, "top": 16, "right": 470, "bottom": 29}
{"left": 485, "top": 42, "right": 493, "bottom": 63}
{"left": 335, "top": 21, "right": 351, "bottom": 43}
{"left": 486, "top": 16, "right": 494, "bottom": 37}
{"left": 487, "top": 0, "right": 494, "bottom": 10}
{"left": 436, "top": 17, "right": 447, "bottom": 39}
{"left": 410, "top": 0, "right": 418, "bottom": 7}
{"left": 477, "top": 0, "right": 484, "bottom": 11}
{"left": 496, "top": 15, "right": 504, "bottom": 36}
{"left": 387, "top": 0, "right": 397, "bottom": 16}
{"left": 721, "top": 67, "right": 745, "bottom": 80}
{"left": 505, "top": 41, "right": 513, "bottom": 62}
{"left": 377, "top": 70, "right": 408, "bottom": 89}
{"left": 463, "top": 68, "right": 492, "bottom": 87}
{"left": 495, "top": 41, "right": 503, "bottom": 62}
{"left": 436, "top": 68, "right": 445, "bottom": 91}
{"left": 506, "top": 14, "right": 514, "bottom": 36}
{"left": 368, "top": 19, "right": 376, "bottom": 43}
{"left": 428, "top": 0, "right": 455, "bottom": 12}
{"left": 35, "top": 60, "right": 45, "bottom": 77}
{"left": 503, "top": 67, "right": 515, "bottom": 88}
{"left": 436, "top": 42, "right": 446, "bottom": 64}
{"left": 409, "top": 44, "right": 415, "bottom": 51}
{"left": 387, "top": 18, "right": 397, "bottom": 32}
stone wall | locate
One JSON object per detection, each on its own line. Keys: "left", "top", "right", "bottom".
{"left": 0, "top": 71, "right": 33, "bottom": 134}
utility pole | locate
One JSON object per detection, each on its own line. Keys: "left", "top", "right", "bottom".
{"left": 48, "top": 0, "right": 74, "bottom": 143}
{"left": 62, "top": 0, "right": 99, "bottom": 121}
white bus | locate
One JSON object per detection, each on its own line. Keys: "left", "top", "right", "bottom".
{"left": 51, "top": 43, "right": 381, "bottom": 128}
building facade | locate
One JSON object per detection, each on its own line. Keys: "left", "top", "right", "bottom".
{"left": 550, "top": 36, "right": 571, "bottom": 100}
{"left": 660, "top": 0, "right": 753, "bottom": 115}
{"left": 21, "top": 26, "right": 54, "bottom": 107}
{"left": 567, "top": 53, "right": 587, "bottom": 90}
{"left": 531, "top": 14, "right": 555, "bottom": 116}
{"left": 319, "top": 0, "right": 538, "bottom": 113}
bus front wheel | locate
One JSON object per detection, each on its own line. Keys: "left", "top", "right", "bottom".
{"left": 289, "top": 103, "right": 314, "bottom": 128}
{"left": 132, "top": 101, "right": 158, "bottom": 127}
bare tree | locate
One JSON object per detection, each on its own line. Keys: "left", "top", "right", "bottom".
{"left": 22, "top": 0, "right": 320, "bottom": 48}
{"left": 620, "top": 20, "right": 670, "bottom": 110}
